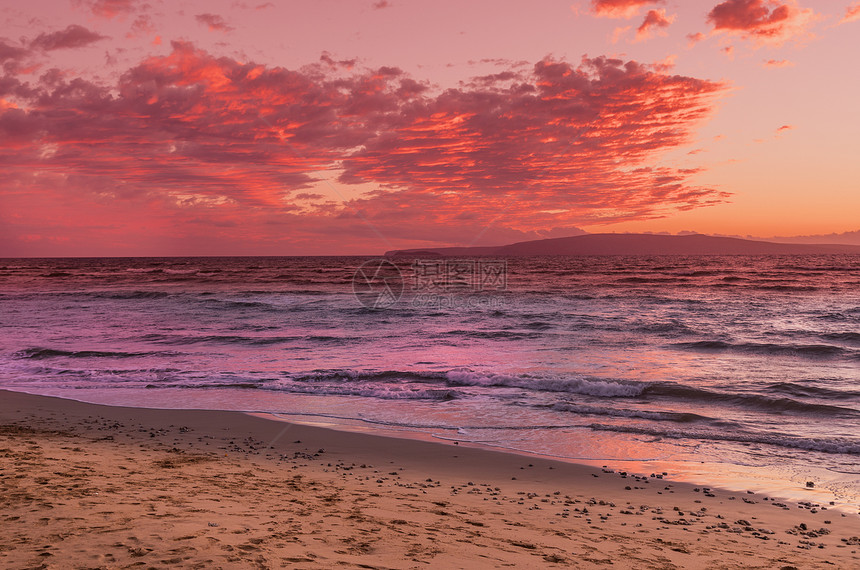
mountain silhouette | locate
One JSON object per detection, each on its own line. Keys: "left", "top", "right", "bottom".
{"left": 385, "top": 233, "right": 860, "bottom": 256}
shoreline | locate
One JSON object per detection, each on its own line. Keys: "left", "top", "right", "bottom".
{"left": 2, "top": 389, "right": 859, "bottom": 568}
{"left": 8, "top": 385, "right": 860, "bottom": 514}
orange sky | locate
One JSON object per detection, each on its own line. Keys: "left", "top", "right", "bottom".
{"left": 1, "top": 0, "right": 859, "bottom": 255}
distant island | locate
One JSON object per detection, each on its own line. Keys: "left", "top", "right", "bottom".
{"left": 385, "top": 233, "right": 860, "bottom": 257}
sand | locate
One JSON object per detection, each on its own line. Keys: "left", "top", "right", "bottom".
{"left": 1, "top": 389, "right": 858, "bottom": 569}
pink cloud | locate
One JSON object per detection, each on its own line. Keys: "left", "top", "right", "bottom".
{"left": 195, "top": 13, "right": 234, "bottom": 33}
{"left": 610, "top": 25, "right": 632, "bottom": 43}
{"left": 841, "top": 3, "right": 860, "bottom": 24}
{"left": 373, "top": 1, "right": 392, "bottom": 9}
{"left": 652, "top": 54, "right": 677, "bottom": 71}
{"left": 763, "top": 58, "right": 794, "bottom": 67}
{"left": 128, "top": 15, "right": 155, "bottom": 38}
{"left": 776, "top": 124, "right": 793, "bottom": 132}
{"left": 30, "top": 25, "right": 108, "bottom": 51}
{"left": 591, "top": 0, "right": 663, "bottom": 19}
{"left": 76, "top": 0, "right": 138, "bottom": 19}
{"left": 706, "top": 0, "right": 816, "bottom": 44}
{"left": 636, "top": 9, "right": 675, "bottom": 39}
{"left": 687, "top": 32, "right": 707, "bottom": 46}
{"left": 0, "top": 42, "right": 728, "bottom": 253}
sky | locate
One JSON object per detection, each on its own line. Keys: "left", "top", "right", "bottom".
{"left": 1, "top": 0, "right": 859, "bottom": 256}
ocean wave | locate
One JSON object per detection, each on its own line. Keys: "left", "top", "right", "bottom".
{"left": 588, "top": 423, "right": 860, "bottom": 455}
{"left": 289, "top": 369, "right": 846, "bottom": 411}
{"left": 440, "top": 330, "right": 545, "bottom": 340}
{"left": 292, "top": 369, "right": 448, "bottom": 384}
{"left": 671, "top": 340, "right": 857, "bottom": 359}
{"left": 820, "top": 332, "right": 860, "bottom": 345}
{"left": 754, "top": 284, "right": 820, "bottom": 292}
{"left": 95, "top": 291, "right": 172, "bottom": 300}
{"left": 137, "top": 333, "right": 356, "bottom": 346}
{"left": 678, "top": 270, "right": 723, "bottom": 277}
{"left": 765, "top": 382, "right": 860, "bottom": 399}
{"left": 201, "top": 298, "right": 284, "bottom": 310}
{"left": 521, "top": 321, "right": 554, "bottom": 330}
{"left": 645, "top": 383, "right": 860, "bottom": 415}
{"left": 634, "top": 321, "right": 697, "bottom": 335}
{"left": 616, "top": 277, "right": 688, "bottom": 284}
{"left": 13, "top": 347, "right": 179, "bottom": 360}
{"left": 445, "top": 370, "right": 646, "bottom": 397}
{"left": 274, "top": 385, "right": 458, "bottom": 400}
{"left": 143, "top": 380, "right": 459, "bottom": 401}
{"left": 548, "top": 402, "right": 711, "bottom": 423}
{"left": 774, "top": 264, "right": 860, "bottom": 272}
{"left": 285, "top": 369, "right": 648, "bottom": 399}
{"left": 813, "top": 312, "right": 859, "bottom": 323}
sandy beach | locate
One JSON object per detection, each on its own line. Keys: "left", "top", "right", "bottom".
{"left": 1, "top": 389, "right": 858, "bottom": 569}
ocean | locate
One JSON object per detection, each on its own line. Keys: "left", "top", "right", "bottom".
{"left": 1, "top": 255, "right": 859, "bottom": 509}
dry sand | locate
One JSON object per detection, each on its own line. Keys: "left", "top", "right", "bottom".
{"left": 1, "top": 389, "right": 858, "bottom": 569}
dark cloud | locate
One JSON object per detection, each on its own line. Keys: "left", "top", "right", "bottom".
{"left": 319, "top": 52, "right": 358, "bottom": 70}
{"left": 0, "top": 39, "right": 29, "bottom": 63}
{"left": 195, "top": 13, "right": 234, "bottom": 32}
{"left": 30, "top": 25, "right": 108, "bottom": 51}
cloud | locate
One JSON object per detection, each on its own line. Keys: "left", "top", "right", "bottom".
{"left": 30, "top": 25, "right": 108, "bottom": 51}
{"left": 687, "top": 32, "right": 707, "bottom": 46}
{"left": 76, "top": 0, "right": 138, "bottom": 19}
{"left": 195, "top": 13, "right": 234, "bottom": 32}
{"left": 0, "top": 39, "right": 30, "bottom": 63}
{"left": 841, "top": 2, "right": 860, "bottom": 24}
{"left": 763, "top": 58, "right": 794, "bottom": 67}
{"left": 706, "top": 0, "right": 817, "bottom": 44}
{"left": 610, "top": 25, "right": 632, "bottom": 43}
{"left": 372, "top": 0, "right": 391, "bottom": 9}
{"left": 337, "top": 56, "right": 728, "bottom": 228}
{"left": 652, "top": 54, "right": 677, "bottom": 71}
{"left": 128, "top": 14, "right": 155, "bottom": 38}
{"left": 320, "top": 52, "right": 358, "bottom": 69}
{"left": 591, "top": 0, "right": 663, "bottom": 18}
{"left": 0, "top": 42, "right": 728, "bottom": 252}
{"left": 776, "top": 124, "right": 793, "bottom": 133}
{"left": 636, "top": 9, "right": 675, "bottom": 39}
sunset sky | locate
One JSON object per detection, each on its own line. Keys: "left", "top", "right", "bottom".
{"left": 1, "top": 0, "right": 859, "bottom": 255}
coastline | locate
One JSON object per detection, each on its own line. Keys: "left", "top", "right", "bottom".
{"left": 10, "top": 385, "right": 860, "bottom": 513}
{"left": 2, "top": 389, "right": 858, "bottom": 568}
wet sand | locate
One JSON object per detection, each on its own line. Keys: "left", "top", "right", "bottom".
{"left": 1, "top": 389, "right": 858, "bottom": 569}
